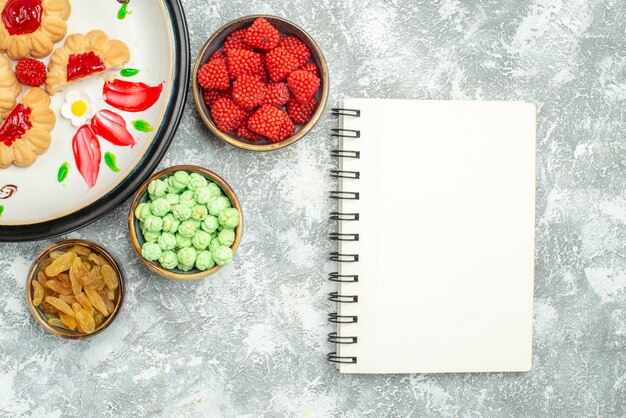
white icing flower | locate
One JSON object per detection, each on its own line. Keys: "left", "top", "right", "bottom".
{"left": 61, "top": 91, "right": 96, "bottom": 127}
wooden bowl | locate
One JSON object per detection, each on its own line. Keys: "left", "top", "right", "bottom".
{"left": 192, "top": 15, "right": 329, "bottom": 152}
{"left": 128, "top": 165, "right": 243, "bottom": 280}
{"left": 26, "top": 239, "right": 125, "bottom": 339}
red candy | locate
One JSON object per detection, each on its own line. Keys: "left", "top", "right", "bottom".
{"left": 263, "top": 82, "right": 290, "bottom": 107}
{"left": 286, "top": 96, "right": 318, "bottom": 125}
{"left": 198, "top": 17, "right": 321, "bottom": 143}
{"left": 210, "top": 97, "right": 247, "bottom": 133}
{"left": 244, "top": 18, "right": 280, "bottom": 51}
{"left": 280, "top": 36, "right": 311, "bottom": 67}
{"left": 15, "top": 57, "right": 46, "bottom": 87}
{"left": 232, "top": 74, "right": 266, "bottom": 110}
{"left": 198, "top": 52, "right": 230, "bottom": 90}
{"left": 287, "top": 70, "right": 320, "bottom": 103}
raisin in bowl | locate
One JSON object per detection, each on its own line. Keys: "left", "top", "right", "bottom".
{"left": 192, "top": 15, "right": 329, "bottom": 152}
{"left": 26, "top": 240, "right": 125, "bottom": 339}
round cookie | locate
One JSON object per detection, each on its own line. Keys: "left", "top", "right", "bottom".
{"left": 0, "top": 0, "right": 71, "bottom": 60}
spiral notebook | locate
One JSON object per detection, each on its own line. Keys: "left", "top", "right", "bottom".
{"left": 328, "top": 98, "right": 537, "bottom": 374}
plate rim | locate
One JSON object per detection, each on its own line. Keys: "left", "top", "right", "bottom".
{"left": 0, "top": 0, "right": 191, "bottom": 242}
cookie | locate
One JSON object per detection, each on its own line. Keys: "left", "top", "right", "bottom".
{"left": 0, "top": 0, "right": 71, "bottom": 60}
{"left": 0, "top": 54, "right": 21, "bottom": 113}
{"left": 0, "top": 87, "right": 56, "bottom": 168}
{"left": 46, "top": 30, "right": 131, "bottom": 95}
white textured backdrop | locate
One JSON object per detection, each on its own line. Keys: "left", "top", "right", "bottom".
{"left": 1, "top": 0, "right": 625, "bottom": 416}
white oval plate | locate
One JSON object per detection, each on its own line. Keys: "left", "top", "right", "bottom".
{"left": 0, "top": 0, "right": 189, "bottom": 241}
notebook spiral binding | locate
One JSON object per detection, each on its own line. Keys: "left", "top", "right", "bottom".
{"left": 328, "top": 107, "right": 361, "bottom": 365}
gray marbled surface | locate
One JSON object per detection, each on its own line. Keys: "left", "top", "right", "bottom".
{"left": 1, "top": 0, "right": 625, "bottom": 416}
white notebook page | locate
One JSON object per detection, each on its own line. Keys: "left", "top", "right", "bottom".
{"left": 336, "top": 99, "right": 536, "bottom": 374}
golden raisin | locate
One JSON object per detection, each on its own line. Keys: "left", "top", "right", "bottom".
{"left": 88, "top": 253, "right": 107, "bottom": 266}
{"left": 70, "top": 245, "right": 91, "bottom": 256}
{"left": 75, "top": 310, "right": 96, "bottom": 334}
{"left": 39, "top": 257, "right": 53, "bottom": 272}
{"left": 99, "top": 289, "right": 115, "bottom": 313}
{"left": 101, "top": 265, "right": 119, "bottom": 290}
{"left": 69, "top": 257, "right": 85, "bottom": 295}
{"left": 49, "top": 250, "right": 65, "bottom": 259}
{"left": 38, "top": 301, "right": 57, "bottom": 314}
{"left": 32, "top": 281, "right": 44, "bottom": 306}
{"left": 36, "top": 246, "right": 119, "bottom": 335}
{"left": 81, "top": 266, "right": 105, "bottom": 291}
{"left": 45, "top": 296, "right": 75, "bottom": 317}
{"left": 76, "top": 292, "right": 94, "bottom": 314}
{"left": 93, "top": 312, "right": 105, "bottom": 327}
{"left": 44, "top": 279, "right": 72, "bottom": 296}
{"left": 84, "top": 286, "right": 108, "bottom": 316}
{"left": 45, "top": 252, "right": 76, "bottom": 277}
{"left": 56, "top": 273, "right": 71, "bottom": 287}
{"left": 48, "top": 317, "right": 69, "bottom": 329}
{"left": 59, "top": 313, "right": 77, "bottom": 331}
{"left": 58, "top": 294, "right": 77, "bottom": 305}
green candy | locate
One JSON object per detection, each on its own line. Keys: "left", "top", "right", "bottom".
{"left": 165, "top": 177, "right": 182, "bottom": 194}
{"left": 178, "top": 220, "right": 197, "bottom": 238}
{"left": 218, "top": 208, "right": 240, "bottom": 229}
{"left": 137, "top": 171, "right": 239, "bottom": 271}
{"left": 162, "top": 214, "right": 180, "bottom": 234}
{"left": 177, "top": 247, "right": 197, "bottom": 267}
{"left": 159, "top": 251, "right": 178, "bottom": 270}
{"left": 208, "top": 196, "right": 231, "bottom": 216}
{"left": 165, "top": 193, "right": 180, "bottom": 206}
{"left": 201, "top": 215, "right": 219, "bottom": 234}
{"left": 143, "top": 230, "right": 160, "bottom": 242}
{"left": 178, "top": 263, "right": 194, "bottom": 272}
{"left": 148, "top": 179, "right": 167, "bottom": 198}
{"left": 212, "top": 246, "right": 233, "bottom": 266}
{"left": 179, "top": 190, "right": 196, "bottom": 208}
{"left": 172, "top": 204, "right": 191, "bottom": 221}
{"left": 191, "top": 205, "right": 208, "bottom": 221}
{"left": 170, "top": 171, "right": 190, "bottom": 189}
{"left": 195, "top": 251, "right": 215, "bottom": 271}
{"left": 151, "top": 197, "right": 171, "bottom": 217}
{"left": 143, "top": 215, "right": 163, "bottom": 233}
{"left": 217, "top": 229, "right": 235, "bottom": 247}
{"left": 157, "top": 232, "right": 177, "bottom": 251}
{"left": 194, "top": 186, "right": 212, "bottom": 204}
{"left": 191, "top": 230, "right": 211, "bottom": 250}
{"left": 141, "top": 242, "right": 162, "bottom": 261}
{"left": 209, "top": 237, "right": 221, "bottom": 253}
{"left": 188, "top": 173, "right": 208, "bottom": 191}
{"left": 176, "top": 233, "right": 192, "bottom": 249}
{"left": 208, "top": 182, "right": 222, "bottom": 197}
{"left": 135, "top": 202, "right": 152, "bottom": 221}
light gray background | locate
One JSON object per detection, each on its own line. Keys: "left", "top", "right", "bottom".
{"left": 1, "top": 0, "right": 625, "bottom": 416}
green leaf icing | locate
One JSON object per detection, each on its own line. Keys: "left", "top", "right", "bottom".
{"left": 57, "top": 162, "right": 69, "bottom": 182}
{"left": 120, "top": 68, "right": 140, "bottom": 77}
{"left": 0, "top": 205, "right": 4, "bottom": 217}
{"left": 117, "top": 2, "right": 132, "bottom": 20}
{"left": 132, "top": 120, "right": 154, "bottom": 132}
{"left": 104, "top": 152, "right": 121, "bottom": 172}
